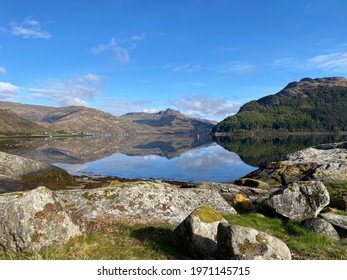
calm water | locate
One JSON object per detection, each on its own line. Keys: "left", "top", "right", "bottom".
{"left": 1, "top": 134, "right": 346, "bottom": 183}
{"left": 55, "top": 144, "right": 256, "bottom": 182}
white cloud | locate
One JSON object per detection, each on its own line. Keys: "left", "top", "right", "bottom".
{"left": 0, "top": 67, "right": 6, "bottom": 74}
{"left": 10, "top": 17, "right": 51, "bottom": 39}
{"left": 77, "top": 73, "right": 103, "bottom": 84}
{"left": 164, "top": 63, "right": 203, "bottom": 73}
{"left": 0, "top": 81, "right": 19, "bottom": 99}
{"left": 92, "top": 33, "right": 146, "bottom": 64}
{"left": 273, "top": 57, "right": 296, "bottom": 67}
{"left": 97, "top": 98, "right": 157, "bottom": 116}
{"left": 131, "top": 32, "right": 147, "bottom": 41}
{"left": 209, "top": 61, "right": 258, "bottom": 74}
{"left": 92, "top": 37, "right": 130, "bottom": 64}
{"left": 113, "top": 46, "right": 130, "bottom": 64}
{"left": 307, "top": 52, "right": 347, "bottom": 72}
{"left": 171, "top": 94, "right": 243, "bottom": 121}
{"left": 28, "top": 74, "right": 103, "bottom": 107}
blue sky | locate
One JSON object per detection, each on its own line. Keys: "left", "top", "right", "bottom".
{"left": 1, "top": 0, "right": 347, "bottom": 121}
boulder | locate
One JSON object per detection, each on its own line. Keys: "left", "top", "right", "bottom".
{"left": 217, "top": 222, "right": 291, "bottom": 260}
{"left": 301, "top": 218, "right": 340, "bottom": 240}
{"left": 319, "top": 212, "right": 347, "bottom": 237}
{"left": 0, "top": 151, "right": 76, "bottom": 193}
{"left": 264, "top": 181, "right": 330, "bottom": 220}
{"left": 58, "top": 181, "right": 237, "bottom": 225}
{"left": 173, "top": 205, "right": 228, "bottom": 258}
{"left": 0, "top": 186, "right": 84, "bottom": 253}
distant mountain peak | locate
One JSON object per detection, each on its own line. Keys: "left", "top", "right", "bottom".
{"left": 159, "top": 108, "right": 182, "bottom": 117}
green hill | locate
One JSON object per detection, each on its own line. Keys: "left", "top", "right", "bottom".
{"left": 213, "top": 77, "right": 347, "bottom": 135}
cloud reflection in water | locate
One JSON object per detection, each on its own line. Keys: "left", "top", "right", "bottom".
{"left": 55, "top": 145, "right": 256, "bottom": 182}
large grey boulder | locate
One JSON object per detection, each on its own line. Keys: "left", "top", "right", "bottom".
{"left": 58, "top": 181, "right": 237, "bottom": 225}
{"left": 0, "top": 186, "right": 84, "bottom": 253}
{"left": 264, "top": 181, "right": 330, "bottom": 220}
{"left": 0, "top": 151, "right": 76, "bottom": 193}
{"left": 217, "top": 222, "right": 291, "bottom": 260}
{"left": 173, "top": 205, "right": 228, "bottom": 258}
{"left": 319, "top": 212, "right": 347, "bottom": 237}
{"left": 301, "top": 218, "right": 340, "bottom": 240}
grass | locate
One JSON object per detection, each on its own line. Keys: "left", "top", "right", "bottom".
{"left": 223, "top": 213, "right": 347, "bottom": 260}
{"left": 0, "top": 222, "right": 185, "bottom": 260}
{"left": 0, "top": 213, "right": 346, "bottom": 260}
{"left": 325, "top": 182, "right": 347, "bottom": 196}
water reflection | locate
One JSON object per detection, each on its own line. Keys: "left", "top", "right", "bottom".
{"left": 1, "top": 133, "right": 346, "bottom": 183}
{"left": 214, "top": 134, "right": 347, "bottom": 167}
{"left": 55, "top": 145, "right": 255, "bottom": 182}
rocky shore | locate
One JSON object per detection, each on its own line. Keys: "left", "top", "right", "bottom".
{"left": 0, "top": 142, "right": 347, "bottom": 259}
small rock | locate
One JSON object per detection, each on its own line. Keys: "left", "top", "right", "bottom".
{"left": 264, "top": 181, "right": 330, "bottom": 220}
{"left": 173, "top": 205, "right": 228, "bottom": 258}
{"left": 319, "top": 212, "right": 347, "bottom": 237}
{"left": 235, "top": 178, "right": 269, "bottom": 188}
{"left": 301, "top": 218, "right": 340, "bottom": 240}
{"left": 217, "top": 222, "right": 291, "bottom": 260}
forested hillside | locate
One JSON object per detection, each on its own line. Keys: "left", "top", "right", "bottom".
{"left": 213, "top": 77, "right": 347, "bottom": 134}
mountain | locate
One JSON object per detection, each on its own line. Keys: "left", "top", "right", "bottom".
{"left": 0, "top": 101, "right": 128, "bottom": 135}
{"left": 0, "top": 109, "right": 48, "bottom": 136}
{"left": 0, "top": 101, "right": 215, "bottom": 135}
{"left": 213, "top": 77, "right": 347, "bottom": 135}
{"left": 120, "top": 108, "right": 216, "bottom": 134}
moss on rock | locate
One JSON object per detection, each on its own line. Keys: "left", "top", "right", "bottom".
{"left": 193, "top": 205, "right": 223, "bottom": 223}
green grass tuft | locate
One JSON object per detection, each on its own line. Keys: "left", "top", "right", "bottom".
{"left": 223, "top": 213, "right": 347, "bottom": 260}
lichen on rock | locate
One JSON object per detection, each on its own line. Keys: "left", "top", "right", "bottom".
{"left": 0, "top": 186, "right": 85, "bottom": 253}
{"left": 264, "top": 181, "right": 330, "bottom": 220}
{"left": 217, "top": 222, "right": 291, "bottom": 260}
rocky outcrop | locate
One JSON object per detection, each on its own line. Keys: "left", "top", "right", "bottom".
{"left": 0, "top": 186, "right": 84, "bottom": 253}
{"left": 264, "top": 181, "right": 330, "bottom": 220}
{"left": 0, "top": 151, "right": 76, "bottom": 193}
{"left": 173, "top": 205, "right": 228, "bottom": 258}
{"left": 301, "top": 218, "right": 340, "bottom": 240}
{"left": 217, "top": 222, "right": 291, "bottom": 260}
{"left": 57, "top": 181, "right": 237, "bottom": 225}
{"left": 244, "top": 142, "right": 347, "bottom": 186}
{"left": 319, "top": 212, "right": 347, "bottom": 237}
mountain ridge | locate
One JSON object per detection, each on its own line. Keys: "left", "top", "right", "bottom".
{"left": 213, "top": 76, "right": 347, "bottom": 134}
{"left": 0, "top": 101, "right": 215, "bottom": 135}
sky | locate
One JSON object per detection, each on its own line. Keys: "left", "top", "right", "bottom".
{"left": 0, "top": 0, "right": 347, "bottom": 121}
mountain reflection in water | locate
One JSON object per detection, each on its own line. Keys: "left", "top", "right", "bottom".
{"left": 55, "top": 144, "right": 255, "bottom": 182}
{"left": 1, "top": 133, "right": 346, "bottom": 183}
